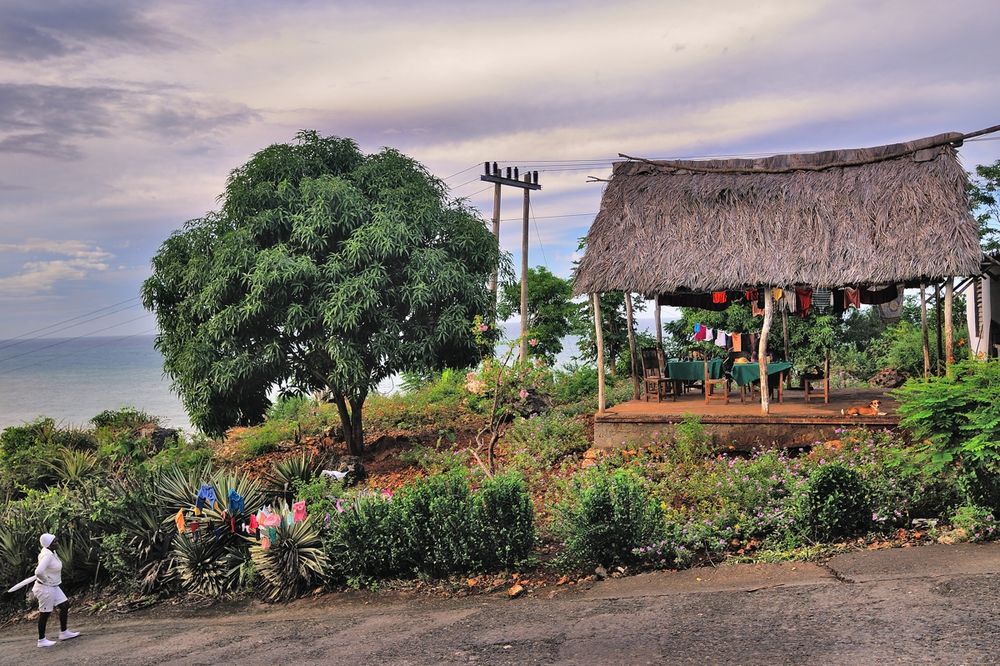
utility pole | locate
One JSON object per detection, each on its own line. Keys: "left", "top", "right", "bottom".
{"left": 480, "top": 163, "right": 541, "bottom": 361}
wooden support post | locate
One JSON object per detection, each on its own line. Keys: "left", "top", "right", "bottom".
{"left": 920, "top": 283, "right": 931, "bottom": 381}
{"left": 519, "top": 187, "right": 530, "bottom": 361}
{"left": 758, "top": 288, "right": 774, "bottom": 415}
{"left": 593, "top": 293, "right": 606, "bottom": 414}
{"left": 935, "top": 284, "right": 944, "bottom": 376}
{"left": 944, "top": 277, "right": 954, "bottom": 376}
{"left": 487, "top": 182, "right": 501, "bottom": 301}
{"left": 625, "top": 293, "right": 639, "bottom": 400}
{"left": 654, "top": 296, "right": 664, "bottom": 371}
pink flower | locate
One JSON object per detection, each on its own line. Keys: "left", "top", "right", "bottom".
{"left": 528, "top": 338, "right": 538, "bottom": 347}
{"left": 381, "top": 489, "right": 394, "bottom": 500}
{"left": 479, "top": 324, "right": 489, "bottom": 332}
{"left": 519, "top": 389, "right": 529, "bottom": 399}
{"left": 335, "top": 499, "right": 345, "bottom": 514}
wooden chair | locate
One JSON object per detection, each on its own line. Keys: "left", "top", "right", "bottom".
{"left": 803, "top": 349, "right": 830, "bottom": 404}
{"left": 704, "top": 360, "right": 729, "bottom": 404}
{"left": 640, "top": 347, "right": 675, "bottom": 402}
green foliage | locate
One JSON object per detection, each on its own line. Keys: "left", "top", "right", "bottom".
{"left": 47, "top": 447, "right": 99, "bottom": 486}
{"left": 802, "top": 464, "right": 871, "bottom": 541}
{"left": 551, "top": 364, "right": 599, "bottom": 404}
{"left": 394, "top": 471, "right": 479, "bottom": 576}
{"left": 142, "top": 130, "right": 499, "bottom": 456}
{"left": 267, "top": 454, "right": 320, "bottom": 502}
{"left": 507, "top": 412, "right": 590, "bottom": 471}
{"left": 498, "top": 266, "right": 577, "bottom": 363}
{"left": 473, "top": 473, "right": 535, "bottom": 570}
{"left": 91, "top": 407, "right": 157, "bottom": 430}
{"left": 949, "top": 504, "right": 999, "bottom": 542}
{"left": 251, "top": 518, "right": 329, "bottom": 601}
{"left": 559, "top": 469, "right": 664, "bottom": 568}
{"left": 325, "top": 493, "right": 404, "bottom": 586}
{"left": 266, "top": 395, "right": 312, "bottom": 422}
{"left": 171, "top": 534, "right": 241, "bottom": 597}
{"left": 894, "top": 360, "right": 1000, "bottom": 476}
{"left": 572, "top": 292, "right": 645, "bottom": 374}
{"left": 968, "top": 159, "right": 1000, "bottom": 252}
{"left": 671, "top": 415, "right": 712, "bottom": 465}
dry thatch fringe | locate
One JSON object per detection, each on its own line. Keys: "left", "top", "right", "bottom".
{"left": 573, "top": 134, "right": 982, "bottom": 296}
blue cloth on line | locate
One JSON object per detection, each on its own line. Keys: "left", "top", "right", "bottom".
{"left": 227, "top": 488, "right": 245, "bottom": 514}
{"left": 195, "top": 484, "right": 218, "bottom": 511}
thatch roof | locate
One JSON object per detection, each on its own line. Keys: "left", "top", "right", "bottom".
{"left": 573, "top": 132, "right": 983, "bottom": 296}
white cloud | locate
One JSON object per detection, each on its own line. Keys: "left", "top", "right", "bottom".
{"left": 0, "top": 239, "right": 112, "bottom": 297}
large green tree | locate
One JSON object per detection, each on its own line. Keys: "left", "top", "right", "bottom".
{"left": 497, "top": 266, "right": 577, "bottom": 364}
{"left": 572, "top": 292, "right": 645, "bottom": 375}
{"left": 969, "top": 160, "right": 1000, "bottom": 253}
{"left": 142, "top": 131, "right": 498, "bottom": 454}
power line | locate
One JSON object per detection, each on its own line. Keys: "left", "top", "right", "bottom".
{"left": 442, "top": 163, "right": 481, "bottom": 181}
{"left": 0, "top": 301, "right": 144, "bottom": 352}
{"left": 0, "top": 313, "right": 152, "bottom": 365}
{"left": 529, "top": 200, "right": 549, "bottom": 270}
{"left": 0, "top": 327, "right": 160, "bottom": 376}
{"left": 0, "top": 296, "right": 142, "bottom": 349}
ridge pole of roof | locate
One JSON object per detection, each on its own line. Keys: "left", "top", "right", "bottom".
{"left": 758, "top": 289, "right": 774, "bottom": 415}
{"left": 944, "top": 278, "right": 955, "bottom": 376}
{"left": 920, "top": 283, "right": 931, "bottom": 381}
{"left": 592, "top": 293, "right": 606, "bottom": 414}
{"left": 624, "top": 293, "right": 640, "bottom": 400}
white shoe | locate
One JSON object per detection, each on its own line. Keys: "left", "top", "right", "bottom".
{"left": 37, "top": 638, "right": 56, "bottom": 648}
{"left": 59, "top": 629, "right": 80, "bottom": 640}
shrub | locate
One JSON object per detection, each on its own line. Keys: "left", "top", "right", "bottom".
{"left": 267, "top": 454, "right": 320, "bottom": 502}
{"left": 670, "top": 414, "right": 712, "bottom": 465}
{"left": 48, "top": 447, "right": 100, "bottom": 486}
{"left": 251, "top": 519, "right": 328, "bottom": 601}
{"left": 506, "top": 412, "right": 589, "bottom": 470}
{"left": 473, "top": 473, "right": 535, "bottom": 570}
{"left": 266, "top": 395, "right": 311, "bottom": 422}
{"left": 802, "top": 464, "right": 871, "bottom": 541}
{"left": 551, "top": 365, "right": 599, "bottom": 404}
{"left": 171, "top": 534, "right": 241, "bottom": 596}
{"left": 559, "top": 469, "right": 664, "bottom": 568}
{"left": 91, "top": 406, "right": 157, "bottom": 430}
{"left": 325, "top": 493, "right": 405, "bottom": 586}
{"left": 395, "top": 471, "right": 478, "bottom": 576}
{"left": 949, "top": 504, "right": 999, "bottom": 542}
{"left": 894, "top": 359, "right": 1000, "bottom": 476}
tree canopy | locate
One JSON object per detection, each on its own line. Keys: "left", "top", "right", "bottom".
{"left": 498, "top": 266, "right": 577, "bottom": 364}
{"left": 142, "top": 131, "right": 498, "bottom": 453}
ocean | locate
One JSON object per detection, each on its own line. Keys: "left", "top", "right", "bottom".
{"left": 0, "top": 329, "right": 594, "bottom": 434}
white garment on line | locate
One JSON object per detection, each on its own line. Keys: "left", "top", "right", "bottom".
{"left": 715, "top": 329, "right": 727, "bottom": 347}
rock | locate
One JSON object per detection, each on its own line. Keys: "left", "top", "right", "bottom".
{"left": 323, "top": 424, "right": 344, "bottom": 442}
{"left": 372, "top": 434, "right": 397, "bottom": 450}
{"left": 594, "top": 566, "right": 607, "bottom": 580}
{"left": 870, "top": 367, "right": 908, "bottom": 388}
{"left": 507, "top": 584, "right": 525, "bottom": 599}
{"left": 136, "top": 424, "right": 178, "bottom": 452}
{"left": 337, "top": 456, "right": 365, "bottom": 485}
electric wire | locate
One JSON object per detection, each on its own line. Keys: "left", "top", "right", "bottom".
{"left": 0, "top": 313, "right": 153, "bottom": 365}
{"left": 0, "top": 296, "right": 142, "bottom": 350}
{"left": 0, "top": 327, "right": 159, "bottom": 376}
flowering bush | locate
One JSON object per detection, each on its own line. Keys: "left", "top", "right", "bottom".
{"left": 802, "top": 463, "right": 872, "bottom": 541}
{"left": 949, "top": 504, "right": 999, "bottom": 542}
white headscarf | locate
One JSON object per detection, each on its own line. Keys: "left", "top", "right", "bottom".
{"left": 40, "top": 533, "right": 55, "bottom": 549}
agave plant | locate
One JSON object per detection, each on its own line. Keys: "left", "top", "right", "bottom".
{"left": 47, "top": 447, "right": 99, "bottom": 485}
{"left": 156, "top": 463, "right": 214, "bottom": 517}
{"left": 250, "top": 518, "right": 328, "bottom": 601}
{"left": 170, "top": 533, "right": 241, "bottom": 597}
{"left": 266, "top": 454, "right": 319, "bottom": 503}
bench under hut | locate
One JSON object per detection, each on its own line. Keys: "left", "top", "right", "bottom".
{"left": 574, "top": 129, "right": 991, "bottom": 414}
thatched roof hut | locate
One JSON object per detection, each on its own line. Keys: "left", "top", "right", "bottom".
{"left": 574, "top": 132, "right": 982, "bottom": 296}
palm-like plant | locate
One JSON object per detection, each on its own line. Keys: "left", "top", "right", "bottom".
{"left": 250, "top": 518, "right": 328, "bottom": 601}
{"left": 47, "top": 447, "right": 99, "bottom": 485}
{"left": 266, "top": 455, "right": 319, "bottom": 503}
{"left": 170, "top": 533, "right": 240, "bottom": 597}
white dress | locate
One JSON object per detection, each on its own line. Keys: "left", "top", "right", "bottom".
{"left": 32, "top": 547, "right": 67, "bottom": 613}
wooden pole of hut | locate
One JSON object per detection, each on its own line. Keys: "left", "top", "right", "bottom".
{"left": 935, "top": 284, "right": 944, "bottom": 376}
{"left": 920, "top": 283, "right": 931, "bottom": 381}
{"left": 624, "top": 293, "right": 640, "bottom": 400}
{"left": 944, "top": 277, "right": 955, "bottom": 376}
{"left": 654, "top": 297, "right": 663, "bottom": 350}
{"left": 592, "top": 293, "right": 606, "bottom": 414}
{"left": 781, "top": 307, "right": 791, "bottom": 389}
{"left": 758, "top": 289, "right": 774, "bottom": 415}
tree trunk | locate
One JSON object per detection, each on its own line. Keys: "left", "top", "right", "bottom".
{"left": 624, "top": 293, "right": 640, "bottom": 400}
{"left": 944, "top": 277, "right": 955, "bottom": 376}
{"left": 920, "top": 283, "right": 931, "bottom": 381}
{"left": 758, "top": 289, "right": 774, "bottom": 415}
{"left": 334, "top": 393, "right": 366, "bottom": 456}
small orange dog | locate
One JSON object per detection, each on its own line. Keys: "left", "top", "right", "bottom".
{"left": 841, "top": 399, "right": 886, "bottom": 416}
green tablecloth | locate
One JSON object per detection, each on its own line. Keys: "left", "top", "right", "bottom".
{"left": 730, "top": 361, "right": 794, "bottom": 387}
{"left": 667, "top": 359, "right": 723, "bottom": 381}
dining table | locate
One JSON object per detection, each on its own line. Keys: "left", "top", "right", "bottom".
{"left": 666, "top": 359, "right": 723, "bottom": 396}
{"left": 729, "top": 361, "right": 794, "bottom": 403}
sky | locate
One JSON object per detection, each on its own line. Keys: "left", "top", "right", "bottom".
{"left": 1, "top": 0, "right": 1000, "bottom": 340}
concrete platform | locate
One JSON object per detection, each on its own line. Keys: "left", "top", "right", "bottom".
{"left": 595, "top": 388, "right": 899, "bottom": 449}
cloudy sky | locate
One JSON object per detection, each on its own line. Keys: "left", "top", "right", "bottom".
{"left": 1, "top": 0, "right": 999, "bottom": 340}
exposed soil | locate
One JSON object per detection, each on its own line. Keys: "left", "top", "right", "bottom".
{"left": 3, "top": 542, "right": 999, "bottom": 664}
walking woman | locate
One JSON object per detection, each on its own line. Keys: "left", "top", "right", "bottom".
{"left": 33, "top": 533, "right": 80, "bottom": 648}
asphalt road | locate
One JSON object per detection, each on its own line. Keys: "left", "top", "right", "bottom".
{"left": 2, "top": 542, "right": 1000, "bottom": 665}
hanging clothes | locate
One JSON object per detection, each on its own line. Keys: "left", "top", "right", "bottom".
{"left": 694, "top": 325, "right": 708, "bottom": 341}
{"left": 175, "top": 509, "right": 186, "bottom": 534}
{"left": 712, "top": 291, "right": 727, "bottom": 304}
{"left": 714, "top": 329, "right": 727, "bottom": 347}
{"left": 249, "top": 513, "right": 258, "bottom": 533}
{"left": 227, "top": 488, "right": 245, "bottom": 515}
{"left": 813, "top": 288, "right": 833, "bottom": 312}
{"left": 293, "top": 501, "right": 307, "bottom": 523}
{"left": 795, "top": 288, "right": 813, "bottom": 317}
{"left": 751, "top": 300, "right": 765, "bottom": 317}
{"left": 771, "top": 288, "right": 783, "bottom": 302}
{"left": 195, "top": 484, "right": 218, "bottom": 512}
{"left": 731, "top": 334, "right": 742, "bottom": 352}
{"left": 860, "top": 284, "right": 899, "bottom": 305}
{"left": 843, "top": 287, "right": 861, "bottom": 309}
